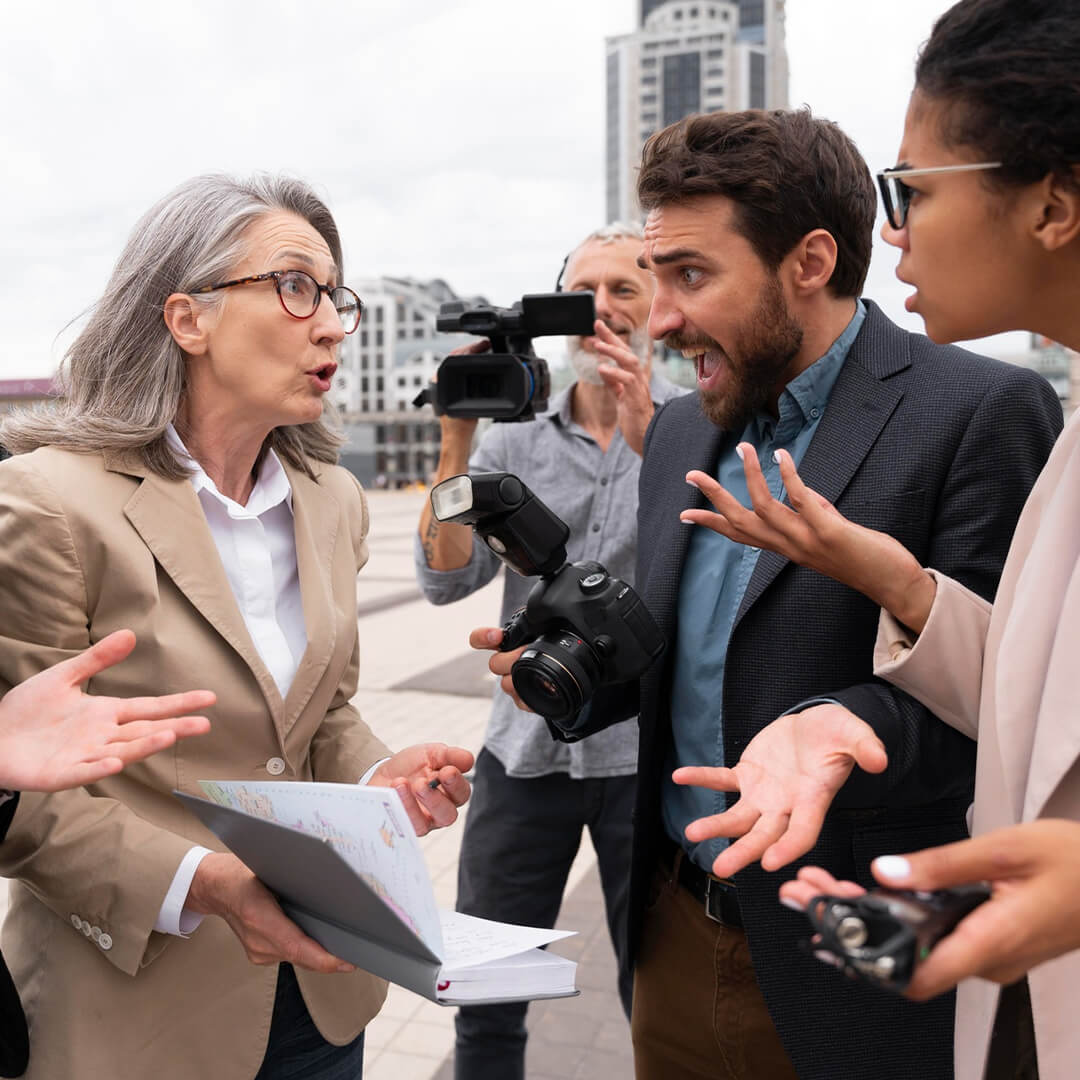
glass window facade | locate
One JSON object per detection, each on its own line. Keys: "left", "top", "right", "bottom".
{"left": 663, "top": 52, "right": 701, "bottom": 127}
{"left": 749, "top": 49, "right": 766, "bottom": 108}
{"left": 606, "top": 51, "right": 621, "bottom": 222}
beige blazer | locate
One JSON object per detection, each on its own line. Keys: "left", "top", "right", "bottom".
{"left": 0, "top": 445, "right": 392, "bottom": 1080}
{"left": 875, "top": 408, "right": 1080, "bottom": 1080}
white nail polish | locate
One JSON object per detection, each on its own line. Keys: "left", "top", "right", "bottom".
{"left": 735, "top": 445, "right": 744, "bottom": 460}
{"left": 780, "top": 896, "right": 804, "bottom": 913}
{"left": 773, "top": 450, "right": 782, "bottom": 464}
{"left": 874, "top": 855, "right": 912, "bottom": 880}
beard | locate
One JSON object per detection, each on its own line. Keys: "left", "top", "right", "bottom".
{"left": 669, "top": 273, "right": 803, "bottom": 430}
{"left": 567, "top": 326, "right": 652, "bottom": 385}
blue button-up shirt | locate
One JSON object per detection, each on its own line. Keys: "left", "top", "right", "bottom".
{"left": 663, "top": 301, "right": 866, "bottom": 872}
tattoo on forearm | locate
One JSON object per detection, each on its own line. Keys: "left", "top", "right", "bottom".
{"left": 423, "top": 518, "right": 439, "bottom": 565}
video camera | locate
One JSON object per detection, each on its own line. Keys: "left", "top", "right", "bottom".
{"left": 430, "top": 471, "right": 665, "bottom": 725}
{"left": 413, "top": 291, "right": 596, "bottom": 421}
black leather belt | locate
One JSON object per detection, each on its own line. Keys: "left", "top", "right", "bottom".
{"left": 661, "top": 836, "right": 743, "bottom": 929}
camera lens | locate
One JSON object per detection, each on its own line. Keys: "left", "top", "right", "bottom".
{"left": 511, "top": 630, "right": 602, "bottom": 722}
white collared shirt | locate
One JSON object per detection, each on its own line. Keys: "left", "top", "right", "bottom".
{"left": 154, "top": 428, "right": 388, "bottom": 937}
{"left": 165, "top": 425, "right": 306, "bottom": 699}
{"left": 156, "top": 425, "right": 307, "bottom": 937}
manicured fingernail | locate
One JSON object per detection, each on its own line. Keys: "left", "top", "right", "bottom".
{"left": 735, "top": 445, "right": 745, "bottom": 460}
{"left": 337, "top": 962, "right": 355, "bottom": 973}
{"left": 686, "top": 476, "right": 700, "bottom": 489}
{"left": 773, "top": 450, "right": 782, "bottom": 464}
{"left": 780, "top": 896, "right": 804, "bottom": 913}
{"left": 486, "top": 629, "right": 500, "bottom": 645}
{"left": 873, "top": 855, "right": 912, "bottom": 880}
{"left": 680, "top": 516, "right": 695, "bottom": 525}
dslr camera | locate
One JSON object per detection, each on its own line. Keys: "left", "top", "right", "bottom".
{"left": 413, "top": 291, "right": 595, "bottom": 421}
{"left": 430, "top": 472, "right": 665, "bottom": 724}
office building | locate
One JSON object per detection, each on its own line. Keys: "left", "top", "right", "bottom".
{"left": 606, "top": 0, "right": 789, "bottom": 222}
{"left": 332, "top": 276, "right": 486, "bottom": 487}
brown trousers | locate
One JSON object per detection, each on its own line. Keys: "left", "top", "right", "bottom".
{"left": 630, "top": 862, "right": 798, "bottom": 1080}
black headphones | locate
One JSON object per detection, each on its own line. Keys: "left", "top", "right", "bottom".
{"left": 554, "top": 251, "right": 572, "bottom": 293}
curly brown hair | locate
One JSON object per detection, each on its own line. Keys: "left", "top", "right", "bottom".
{"left": 636, "top": 108, "right": 876, "bottom": 298}
{"left": 915, "top": 0, "right": 1080, "bottom": 192}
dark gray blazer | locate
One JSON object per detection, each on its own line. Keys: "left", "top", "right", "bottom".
{"left": 562, "top": 301, "right": 1063, "bottom": 1080}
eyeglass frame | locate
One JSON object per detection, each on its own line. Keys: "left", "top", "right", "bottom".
{"left": 876, "top": 162, "right": 1003, "bottom": 231}
{"left": 190, "top": 270, "right": 364, "bottom": 333}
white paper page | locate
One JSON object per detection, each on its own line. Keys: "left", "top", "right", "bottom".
{"left": 437, "top": 909, "right": 575, "bottom": 970}
{"left": 200, "top": 780, "right": 443, "bottom": 956}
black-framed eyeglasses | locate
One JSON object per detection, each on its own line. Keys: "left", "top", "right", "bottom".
{"left": 191, "top": 270, "right": 363, "bottom": 333}
{"left": 876, "top": 161, "right": 1003, "bottom": 231}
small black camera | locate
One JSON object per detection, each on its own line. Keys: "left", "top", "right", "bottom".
{"left": 803, "top": 884, "right": 991, "bottom": 993}
{"left": 413, "top": 292, "right": 596, "bottom": 422}
{"left": 430, "top": 472, "right": 665, "bottom": 723}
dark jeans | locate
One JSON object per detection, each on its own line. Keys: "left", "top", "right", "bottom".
{"left": 453, "top": 747, "right": 636, "bottom": 1080}
{"left": 254, "top": 963, "right": 365, "bottom": 1080}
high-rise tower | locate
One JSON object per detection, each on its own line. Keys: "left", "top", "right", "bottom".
{"left": 607, "top": 0, "right": 789, "bottom": 222}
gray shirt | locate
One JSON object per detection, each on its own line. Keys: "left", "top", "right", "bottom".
{"left": 414, "top": 372, "right": 687, "bottom": 779}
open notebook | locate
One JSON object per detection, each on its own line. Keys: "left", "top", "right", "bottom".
{"left": 175, "top": 781, "right": 578, "bottom": 1005}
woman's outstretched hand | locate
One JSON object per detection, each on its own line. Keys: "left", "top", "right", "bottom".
{"left": 778, "top": 820, "right": 1080, "bottom": 1000}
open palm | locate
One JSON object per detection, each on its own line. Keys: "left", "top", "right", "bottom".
{"left": 0, "top": 630, "right": 214, "bottom": 792}
{"left": 674, "top": 704, "right": 887, "bottom": 878}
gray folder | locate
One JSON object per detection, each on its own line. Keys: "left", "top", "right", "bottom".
{"left": 175, "top": 790, "right": 577, "bottom": 1006}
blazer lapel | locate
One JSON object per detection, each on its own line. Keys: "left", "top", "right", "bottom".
{"left": 281, "top": 466, "right": 341, "bottom": 736}
{"left": 735, "top": 302, "right": 908, "bottom": 625}
{"left": 115, "top": 457, "right": 283, "bottom": 718}
{"left": 646, "top": 401, "right": 726, "bottom": 641}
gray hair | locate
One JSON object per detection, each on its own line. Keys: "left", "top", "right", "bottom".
{"left": 565, "top": 220, "right": 644, "bottom": 273}
{"left": 2, "top": 173, "right": 346, "bottom": 480}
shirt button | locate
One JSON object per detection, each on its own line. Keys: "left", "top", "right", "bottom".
{"left": 81, "top": 920, "right": 92, "bottom": 936}
{"left": 811, "top": 408, "right": 820, "bottom": 418}
{"left": 90, "top": 926, "right": 102, "bottom": 942}
{"left": 98, "top": 933, "right": 113, "bottom": 951}
{"left": 266, "top": 757, "right": 286, "bottom": 776}
{"left": 591, "top": 523, "right": 600, "bottom": 533}
{"left": 70, "top": 914, "right": 81, "bottom": 930}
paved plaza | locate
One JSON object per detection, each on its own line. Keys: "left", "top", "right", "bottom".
{"left": 357, "top": 490, "right": 634, "bottom": 1080}
{"left": 0, "top": 488, "right": 634, "bottom": 1079}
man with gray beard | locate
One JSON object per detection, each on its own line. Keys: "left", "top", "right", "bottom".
{"left": 414, "top": 222, "right": 685, "bottom": 1080}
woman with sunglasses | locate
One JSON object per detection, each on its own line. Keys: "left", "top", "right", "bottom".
{"left": 0, "top": 174, "right": 473, "bottom": 1080}
{"left": 674, "top": 2, "right": 1080, "bottom": 1077}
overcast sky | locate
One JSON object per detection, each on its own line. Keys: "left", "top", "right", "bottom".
{"left": 0, "top": 0, "right": 1026, "bottom": 378}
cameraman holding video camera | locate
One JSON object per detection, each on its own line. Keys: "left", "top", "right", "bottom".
{"left": 414, "top": 222, "right": 685, "bottom": 1080}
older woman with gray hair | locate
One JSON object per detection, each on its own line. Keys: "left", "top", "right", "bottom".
{"left": 0, "top": 174, "right": 473, "bottom": 1080}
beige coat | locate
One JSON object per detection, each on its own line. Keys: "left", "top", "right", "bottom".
{"left": 0, "top": 446, "right": 391, "bottom": 1080}
{"left": 875, "top": 408, "right": 1080, "bottom": 1080}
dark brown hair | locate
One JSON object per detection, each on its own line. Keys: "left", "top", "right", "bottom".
{"left": 637, "top": 109, "right": 875, "bottom": 297}
{"left": 915, "top": 0, "right": 1080, "bottom": 192}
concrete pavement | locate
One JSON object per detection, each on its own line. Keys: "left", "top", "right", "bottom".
{"left": 357, "top": 489, "right": 634, "bottom": 1079}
